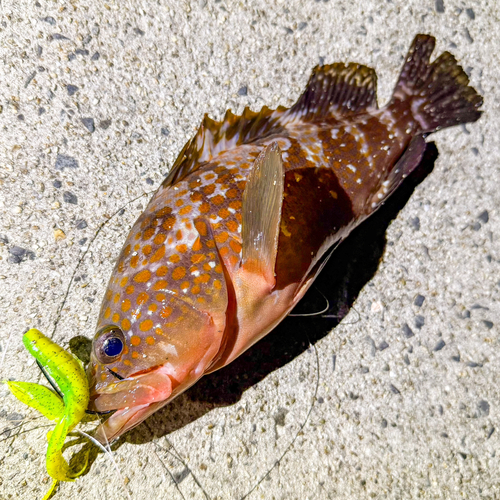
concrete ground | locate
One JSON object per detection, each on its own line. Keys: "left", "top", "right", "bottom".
{"left": 0, "top": 1, "right": 499, "bottom": 499}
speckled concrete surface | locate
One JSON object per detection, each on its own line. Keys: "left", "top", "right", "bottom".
{"left": 0, "top": 1, "right": 499, "bottom": 499}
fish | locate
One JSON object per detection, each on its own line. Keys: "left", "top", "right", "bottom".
{"left": 87, "top": 34, "right": 482, "bottom": 443}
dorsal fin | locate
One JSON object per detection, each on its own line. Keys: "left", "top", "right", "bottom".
{"left": 241, "top": 142, "right": 284, "bottom": 286}
{"left": 285, "top": 63, "right": 378, "bottom": 122}
{"left": 163, "top": 63, "right": 378, "bottom": 188}
{"left": 163, "top": 106, "right": 287, "bottom": 187}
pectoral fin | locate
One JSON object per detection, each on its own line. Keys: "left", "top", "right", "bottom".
{"left": 241, "top": 142, "right": 284, "bottom": 286}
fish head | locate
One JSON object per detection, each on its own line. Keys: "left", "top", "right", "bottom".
{"left": 87, "top": 289, "right": 220, "bottom": 441}
{"left": 87, "top": 204, "right": 229, "bottom": 442}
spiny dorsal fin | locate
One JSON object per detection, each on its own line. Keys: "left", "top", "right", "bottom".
{"left": 163, "top": 106, "right": 287, "bottom": 188}
{"left": 285, "top": 63, "right": 378, "bottom": 122}
{"left": 241, "top": 142, "right": 284, "bottom": 286}
{"left": 163, "top": 63, "right": 378, "bottom": 188}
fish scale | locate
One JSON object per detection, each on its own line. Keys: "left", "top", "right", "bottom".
{"left": 87, "top": 35, "right": 482, "bottom": 443}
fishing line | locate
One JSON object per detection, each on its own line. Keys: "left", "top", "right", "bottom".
{"left": 322, "top": 305, "right": 361, "bottom": 324}
{"left": 1, "top": 189, "right": 153, "bottom": 494}
{"left": 50, "top": 190, "right": 154, "bottom": 340}
{"left": 152, "top": 443, "right": 189, "bottom": 500}
{"left": 241, "top": 333, "right": 320, "bottom": 500}
{"left": 288, "top": 287, "right": 331, "bottom": 317}
{"left": 153, "top": 443, "right": 190, "bottom": 500}
{"left": 7, "top": 183, "right": 346, "bottom": 500}
{"left": 76, "top": 429, "right": 132, "bottom": 500}
{"left": 0, "top": 423, "right": 53, "bottom": 443}
{"left": 35, "top": 359, "right": 64, "bottom": 399}
{"left": 288, "top": 286, "right": 361, "bottom": 324}
{"left": 156, "top": 437, "right": 211, "bottom": 500}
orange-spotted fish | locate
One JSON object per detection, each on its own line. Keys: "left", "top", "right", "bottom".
{"left": 87, "top": 35, "right": 482, "bottom": 442}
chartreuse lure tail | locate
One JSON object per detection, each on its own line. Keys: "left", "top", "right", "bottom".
{"left": 5, "top": 329, "right": 90, "bottom": 499}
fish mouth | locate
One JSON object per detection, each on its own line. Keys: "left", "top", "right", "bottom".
{"left": 88, "top": 366, "right": 174, "bottom": 443}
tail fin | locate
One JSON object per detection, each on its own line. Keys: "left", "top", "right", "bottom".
{"left": 392, "top": 34, "right": 483, "bottom": 133}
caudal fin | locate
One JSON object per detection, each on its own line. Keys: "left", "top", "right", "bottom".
{"left": 392, "top": 34, "right": 483, "bottom": 133}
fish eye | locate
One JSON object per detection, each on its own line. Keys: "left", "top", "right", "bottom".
{"left": 93, "top": 326, "right": 125, "bottom": 364}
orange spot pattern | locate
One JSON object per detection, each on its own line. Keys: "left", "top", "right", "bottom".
{"left": 137, "top": 292, "right": 149, "bottom": 305}
{"left": 160, "top": 306, "right": 172, "bottom": 319}
{"left": 150, "top": 245, "right": 165, "bottom": 263}
{"left": 199, "top": 202, "right": 210, "bottom": 213}
{"left": 172, "top": 267, "right": 186, "bottom": 280}
{"left": 211, "top": 195, "right": 224, "bottom": 205}
{"left": 153, "top": 280, "right": 168, "bottom": 291}
{"left": 140, "top": 319, "right": 153, "bottom": 332}
{"left": 163, "top": 216, "right": 176, "bottom": 231}
{"left": 156, "top": 266, "right": 168, "bottom": 277}
{"left": 97, "top": 155, "right": 254, "bottom": 362}
{"left": 192, "top": 237, "right": 202, "bottom": 252}
{"left": 154, "top": 233, "right": 166, "bottom": 245}
{"left": 230, "top": 239, "right": 242, "bottom": 254}
{"left": 134, "top": 269, "right": 151, "bottom": 283}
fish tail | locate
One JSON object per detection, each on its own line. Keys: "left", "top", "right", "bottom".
{"left": 392, "top": 34, "right": 483, "bottom": 133}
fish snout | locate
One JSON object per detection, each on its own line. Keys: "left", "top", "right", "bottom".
{"left": 88, "top": 367, "right": 173, "bottom": 412}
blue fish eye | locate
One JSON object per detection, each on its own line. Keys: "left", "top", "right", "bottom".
{"left": 94, "top": 326, "right": 126, "bottom": 364}
{"left": 103, "top": 336, "right": 123, "bottom": 357}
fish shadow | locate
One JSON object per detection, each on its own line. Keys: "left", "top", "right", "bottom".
{"left": 125, "top": 142, "right": 438, "bottom": 445}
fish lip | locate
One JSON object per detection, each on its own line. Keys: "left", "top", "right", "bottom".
{"left": 87, "top": 365, "right": 174, "bottom": 413}
{"left": 92, "top": 403, "right": 158, "bottom": 444}
{"left": 89, "top": 364, "right": 165, "bottom": 398}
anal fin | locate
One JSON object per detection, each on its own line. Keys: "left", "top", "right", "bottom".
{"left": 241, "top": 142, "right": 284, "bottom": 286}
{"left": 368, "top": 135, "right": 427, "bottom": 212}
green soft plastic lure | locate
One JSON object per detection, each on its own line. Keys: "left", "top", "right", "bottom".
{"left": 6, "top": 329, "right": 89, "bottom": 499}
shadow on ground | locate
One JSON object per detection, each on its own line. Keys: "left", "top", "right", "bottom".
{"left": 113, "top": 141, "right": 438, "bottom": 446}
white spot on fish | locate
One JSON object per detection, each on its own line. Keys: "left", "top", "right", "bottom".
{"left": 347, "top": 164, "right": 357, "bottom": 173}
